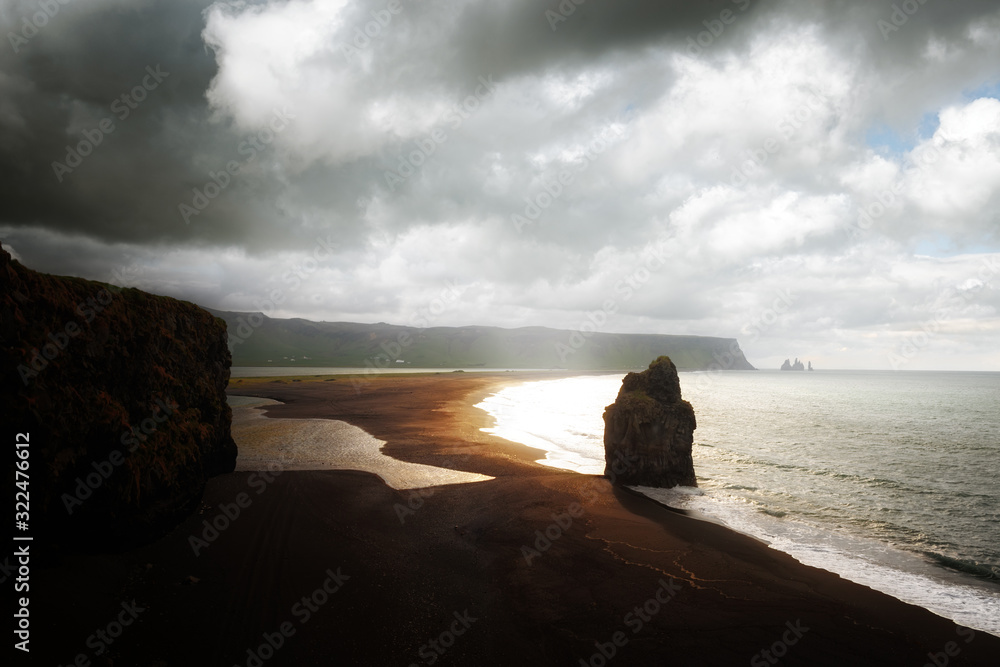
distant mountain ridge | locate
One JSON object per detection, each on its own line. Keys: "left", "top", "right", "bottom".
{"left": 208, "top": 309, "right": 756, "bottom": 371}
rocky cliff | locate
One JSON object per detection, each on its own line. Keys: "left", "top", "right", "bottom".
{"left": 602, "top": 356, "right": 697, "bottom": 488}
{"left": 1, "top": 244, "right": 236, "bottom": 550}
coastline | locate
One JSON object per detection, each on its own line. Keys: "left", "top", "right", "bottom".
{"left": 32, "top": 371, "right": 1000, "bottom": 665}
{"left": 474, "top": 371, "right": 1000, "bottom": 637}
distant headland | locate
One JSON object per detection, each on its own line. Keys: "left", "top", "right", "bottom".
{"left": 209, "top": 309, "right": 757, "bottom": 372}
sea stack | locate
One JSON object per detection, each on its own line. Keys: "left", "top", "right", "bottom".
{"left": 602, "top": 356, "right": 697, "bottom": 488}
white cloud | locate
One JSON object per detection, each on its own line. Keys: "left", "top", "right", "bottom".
{"left": 203, "top": 0, "right": 450, "bottom": 167}
{"left": 143, "top": 3, "right": 1000, "bottom": 368}
{"left": 903, "top": 98, "right": 1000, "bottom": 227}
{"left": 5, "top": 0, "right": 1000, "bottom": 370}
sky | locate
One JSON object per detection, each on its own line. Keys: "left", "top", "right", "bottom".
{"left": 1, "top": 0, "right": 999, "bottom": 371}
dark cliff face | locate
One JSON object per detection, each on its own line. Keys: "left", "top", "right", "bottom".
{"left": 602, "top": 356, "right": 697, "bottom": 488}
{"left": 1, "top": 244, "right": 236, "bottom": 550}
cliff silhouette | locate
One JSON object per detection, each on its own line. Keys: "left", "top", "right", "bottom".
{"left": 1, "top": 244, "right": 236, "bottom": 551}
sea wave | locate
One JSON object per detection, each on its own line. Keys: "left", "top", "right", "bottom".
{"left": 476, "top": 370, "right": 1000, "bottom": 637}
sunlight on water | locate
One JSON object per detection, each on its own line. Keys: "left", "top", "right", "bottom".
{"left": 476, "top": 370, "right": 1000, "bottom": 637}
{"left": 476, "top": 375, "right": 620, "bottom": 474}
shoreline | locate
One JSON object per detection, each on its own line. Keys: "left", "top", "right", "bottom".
{"left": 229, "top": 396, "right": 494, "bottom": 488}
{"left": 473, "top": 370, "right": 1000, "bottom": 637}
{"left": 225, "top": 372, "right": 1000, "bottom": 651}
{"left": 32, "top": 371, "right": 1000, "bottom": 665}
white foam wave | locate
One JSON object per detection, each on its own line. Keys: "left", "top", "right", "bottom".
{"left": 476, "top": 374, "right": 1000, "bottom": 638}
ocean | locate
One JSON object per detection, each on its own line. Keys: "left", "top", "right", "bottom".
{"left": 476, "top": 370, "right": 1000, "bottom": 637}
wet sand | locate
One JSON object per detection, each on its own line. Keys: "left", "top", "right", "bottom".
{"left": 230, "top": 396, "right": 493, "bottom": 488}
{"left": 32, "top": 371, "right": 1000, "bottom": 666}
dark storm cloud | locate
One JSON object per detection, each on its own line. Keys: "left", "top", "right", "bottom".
{"left": 0, "top": 0, "right": 764, "bottom": 254}
{"left": 2, "top": 0, "right": 215, "bottom": 237}
{"left": 438, "top": 0, "right": 761, "bottom": 81}
{"left": 0, "top": 0, "right": 371, "bottom": 252}
{"left": 2, "top": 0, "right": 996, "bottom": 251}
{"left": 1, "top": 0, "right": 998, "bottom": 369}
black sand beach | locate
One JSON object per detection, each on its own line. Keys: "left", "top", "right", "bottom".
{"left": 31, "top": 372, "right": 1000, "bottom": 666}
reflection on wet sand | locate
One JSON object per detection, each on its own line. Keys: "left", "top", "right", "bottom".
{"left": 230, "top": 396, "right": 494, "bottom": 490}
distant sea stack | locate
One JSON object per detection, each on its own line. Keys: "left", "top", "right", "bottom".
{"left": 602, "top": 356, "right": 697, "bottom": 488}
{"left": 780, "top": 358, "right": 806, "bottom": 371}
{"left": 1, "top": 244, "right": 236, "bottom": 550}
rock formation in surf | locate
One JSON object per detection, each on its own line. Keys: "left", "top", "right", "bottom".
{"left": 602, "top": 356, "right": 697, "bottom": 488}
{"left": 1, "top": 243, "right": 236, "bottom": 549}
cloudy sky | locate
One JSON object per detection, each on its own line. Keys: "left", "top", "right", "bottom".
{"left": 2, "top": 0, "right": 999, "bottom": 370}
